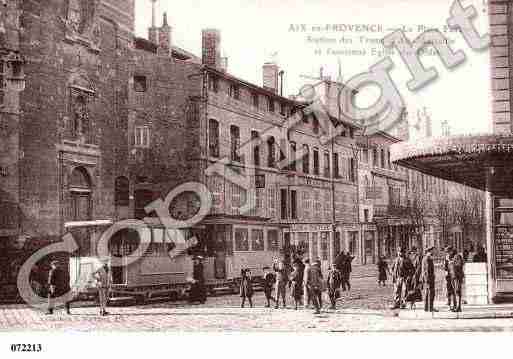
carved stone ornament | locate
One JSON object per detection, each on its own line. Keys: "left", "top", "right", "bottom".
{"left": 61, "top": 0, "right": 101, "bottom": 51}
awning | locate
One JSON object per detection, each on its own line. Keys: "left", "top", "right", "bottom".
{"left": 390, "top": 133, "right": 513, "bottom": 197}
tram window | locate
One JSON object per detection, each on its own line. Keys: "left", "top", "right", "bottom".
{"left": 235, "top": 228, "right": 249, "bottom": 251}
{"left": 267, "top": 229, "right": 279, "bottom": 252}
{"left": 495, "top": 212, "right": 513, "bottom": 225}
{"left": 251, "top": 229, "right": 264, "bottom": 251}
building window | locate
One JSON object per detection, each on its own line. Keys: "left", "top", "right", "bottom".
{"left": 373, "top": 148, "right": 378, "bottom": 167}
{"left": 69, "top": 167, "right": 92, "bottom": 221}
{"left": 324, "top": 151, "right": 331, "bottom": 178}
{"left": 0, "top": 62, "right": 4, "bottom": 105}
{"left": 251, "top": 229, "right": 265, "bottom": 251}
{"left": 235, "top": 228, "right": 249, "bottom": 251}
{"left": 363, "top": 149, "right": 369, "bottom": 163}
{"left": 230, "top": 125, "right": 241, "bottom": 162}
{"left": 311, "top": 233, "right": 319, "bottom": 260}
{"left": 291, "top": 190, "right": 298, "bottom": 220}
{"left": 278, "top": 139, "right": 286, "bottom": 167}
{"left": 312, "top": 114, "right": 320, "bottom": 134}
{"left": 133, "top": 75, "right": 147, "bottom": 92}
{"left": 387, "top": 150, "right": 391, "bottom": 169}
{"left": 333, "top": 153, "right": 340, "bottom": 178}
{"left": 267, "top": 136, "right": 276, "bottom": 168}
{"left": 251, "top": 130, "right": 260, "bottom": 166}
{"left": 70, "top": 92, "right": 92, "bottom": 142}
{"left": 313, "top": 148, "right": 320, "bottom": 175}
{"left": 381, "top": 149, "right": 386, "bottom": 168}
{"left": 349, "top": 231, "right": 358, "bottom": 256}
{"left": 229, "top": 84, "right": 240, "bottom": 100}
{"left": 209, "top": 119, "right": 220, "bottom": 158}
{"left": 114, "top": 176, "right": 130, "bottom": 207}
{"left": 208, "top": 74, "right": 219, "bottom": 93}
{"left": 134, "top": 188, "right": 154, "bottom": 220}
{"left": 364, "top": 209, "right": 369, "bottom": 222}
{"left": 321, "top": 232, "right": 329, "bottom": 260}
{"left": 349, "top": 158, "right": 356, "bottom": 182}
{"left": 135, "top": 126, "right": 150, "bottom": 148}
{"left": 303, "top": 191, "right": 311, "bottom": 219}
{"left": 280, "top": 188, "right": 288, "bottom": 220}
{"left": 280, "top": 102, "right": 287, "bottom": 116}
{"left": 302, "top": 144, "right": 310, "bottom": 174}
{"left": 267, "top": 229, "right": 279, "bottom": 252}
{"left": 289, "top": 142, "right": 297, "bottom": 171}
{"left": 267, "top": 96, "right": 275, "bottom": 112}
{"left": 252, "top": 93, "right": 259, "bottom": 108}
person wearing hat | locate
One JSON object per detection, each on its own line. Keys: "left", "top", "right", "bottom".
{"left": 273, "top": 259, "right": 290, "bottom": 309}
{"left": 92, "top": 259, "right": 111, "bottom": 316}
{"left": 448, "top": 247, "right": 465, "bottom": 312}
{"left": 422, "top": 246, "right": 437, "bottom": 312}
{"left": 189, "top": 256, "right": 207, "bottom": 304}
{"left": 46, "top": 260, "right": 71, "bottom": 315}
{"left": 444, "top": 246, "right": 455, "bottom": 308}
{"left": 390, "top": 247, "right": 414, "bottom": 310}
{"left": 306, "top": 259, "right": 323, "bottom": 314}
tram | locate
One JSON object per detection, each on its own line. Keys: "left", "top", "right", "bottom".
{"left": 68, "top": 218, "right": 285, "bottom": 303}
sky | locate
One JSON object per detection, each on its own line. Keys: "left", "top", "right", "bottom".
{"left": 134, "top": 0, "right": 491, "bottom": 138}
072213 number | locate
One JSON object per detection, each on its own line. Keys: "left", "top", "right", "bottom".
{"left": 10, "top": 344, "right": 42, "bottom": 353}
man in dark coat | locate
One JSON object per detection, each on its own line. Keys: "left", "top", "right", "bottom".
{"left": 448, "top": 248, "right": 465, "bottom": 312}
{"left": 46, "top": 260, "right": 71, "bottom": 315}
{"left": 472, "top": 245, "right": 487, "bottom": 263}
{"left": 444, "top": 246, "right": 455, "bottom": 308}
{"left": 306, "top": 259, "right": 323, "bottom": 314}
{"left": 390, "top": 248, "right": 414, "bottom": 309}
{"left": 189, "top": 256, "right": 207, "bottom": 304}
{"left": 422, "top": 246, "right": 436, "bottom": 312}
{"left": 341, "top": 252, "right": 354, "bottom": 291}
{"left": 273, "top": 259, "right": 290, "bottom": 309}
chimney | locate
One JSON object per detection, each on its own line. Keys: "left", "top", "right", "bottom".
{"left": 148, "top": 0, "right": 158, "bottom": 43}
{"left": 262, "top": 62, "right": 279, "bottom": 93}
{"left": 202, "top": 29, "right": 221, "bottom": 68}
{"left": 157, "top": 12, "right": 172, "bottom": 56}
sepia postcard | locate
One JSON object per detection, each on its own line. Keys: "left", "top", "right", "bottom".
{"left": 0, "top": 0, "right": 512, "bottom": 356}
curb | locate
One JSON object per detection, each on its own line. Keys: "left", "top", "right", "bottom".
{"left": 398, "top": 309, "right": 513, "bottom": 320}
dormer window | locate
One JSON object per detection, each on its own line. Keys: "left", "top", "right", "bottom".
{"left": 133, "top": 75, "right": 147, "bottom": 92}
{"left": 229, "top": 84, "right": 240, "bottom": 100}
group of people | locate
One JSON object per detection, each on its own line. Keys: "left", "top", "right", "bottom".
{"left": 387, "top": 245, "right": 470, "bottom": 313}
{"left": 46, "top": 259, "right": 111, "bottom": 316}
{"left": 238, "top": 251, "right": 355, "bottom": 315}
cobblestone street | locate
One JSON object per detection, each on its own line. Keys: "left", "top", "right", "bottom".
{"left": 1, "top": 266, "right": 513, "bottom": 332}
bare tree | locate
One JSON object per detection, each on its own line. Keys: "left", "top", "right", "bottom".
{"left": 405, "top": 189, "right": 430, "bottom": 250}
{"left": 452, "top": 186, "right": 485, "bottom": 250}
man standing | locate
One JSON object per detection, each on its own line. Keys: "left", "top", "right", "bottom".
{"left": 341, "top": 251, "right": 354, "bottom": 291}
{"left": 306, "top": 259, "right": 323, "bottom": 314}
{"left": 46, "top": 260, "right": 71, "bottom": 315}
{"left": 422, "top": 246, "right": 436, "bottom": 312}
{"left": 390, "top": 248, "right": 413, "bottom": 310}
{"left": 189, "top": 256, "right": 207, "bottom": 304}
{"left": 449, "top": 248, "right": 465, "bottom": 312}
{"left": 92, "top": 260, "right": 111, "bottom": 316}
{"left": 273, "top": 259, "right": 289, "bottom": 309}
{"left": 444, "top": 246, "right": 455, "bottom": 308}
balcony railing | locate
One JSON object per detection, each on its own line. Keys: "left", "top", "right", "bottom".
{"left": 374, "top": 204, "right": 408, "bottom": 217}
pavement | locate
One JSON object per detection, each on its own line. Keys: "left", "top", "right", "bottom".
{"left": 1, "top": 269, "right": 513, "bottom": 332}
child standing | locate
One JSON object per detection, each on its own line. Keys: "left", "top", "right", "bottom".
{"left": 262, "top": 266, "right": 276, "bottom": 307}
{"left": 240, "top": 269, "right": 254, "bottom": 308}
